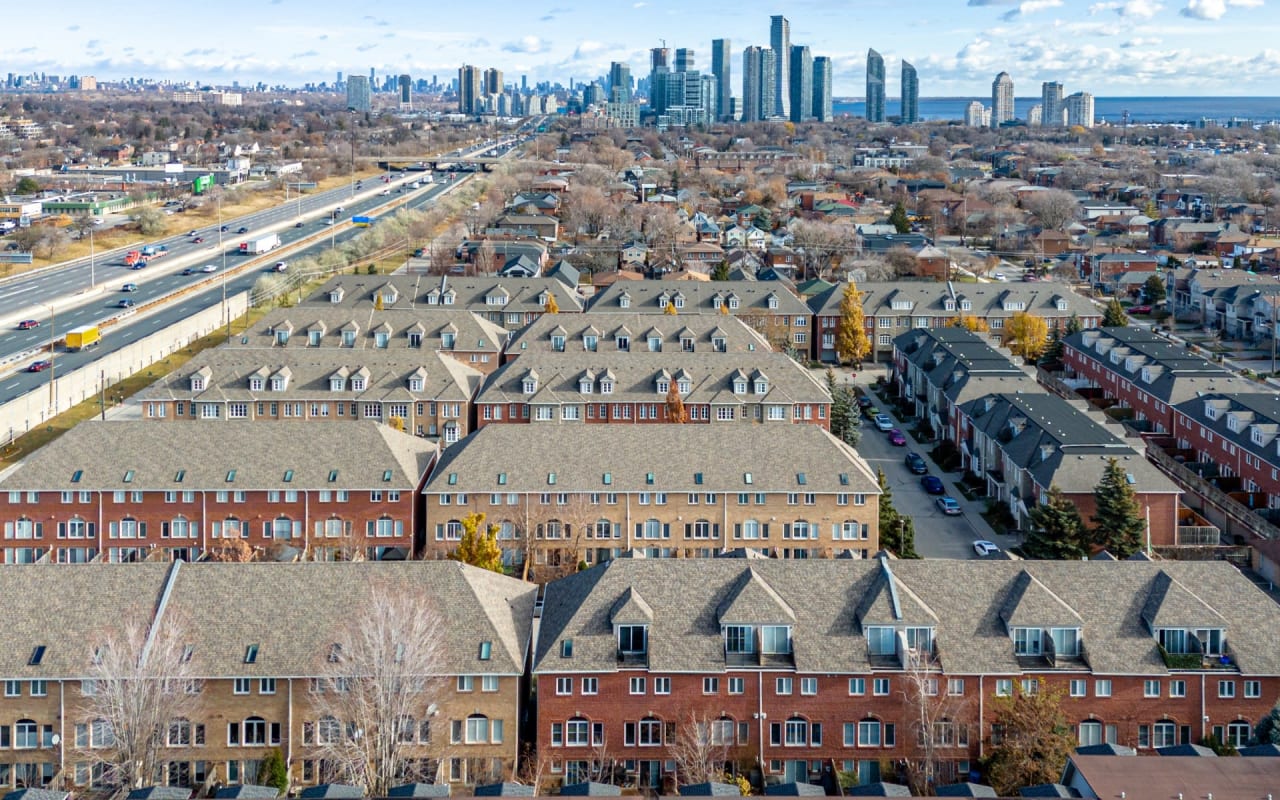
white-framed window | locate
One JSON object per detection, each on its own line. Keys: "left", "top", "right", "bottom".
{"left": 873, "top": 677, "right": 890, "bottom": 696}
{"left": 1069, "top": 680, "right": 1086, "bottom": 698}
{"left": 1218, "top": 680, "right": 1235, "bottom": 698}
{"left": 848, "top": 678, "right": 866, "bottom": 695}
{"left": 654, "top": 677, "right": 671, "bottom": 694}
{"left": 800, "top": 677, "right": 818, "bottom": 696}
{"left": 1143, "top": 680, "right": 1160, "bottom": 698}
{"left": 1170, "top": 680, "right": 1187, "bottom": 698}
{"left": 629, "top": 677, "right": 646, "bottom": 695}
{"left": 556, "top": 677, "right": 572, "bottom": 696}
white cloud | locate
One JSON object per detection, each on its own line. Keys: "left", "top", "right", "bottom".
{"left": 1001, "top": 0, "right": 1063, "bottom": 19}
{"left": 1181, "top": 0, "right": 1264, "bottom": 18}
{"left": 1090, "top": 0, "right": 1164, "bottom": 16}
{"left": 502, "top": 36, "right": 550, "bottom": 55}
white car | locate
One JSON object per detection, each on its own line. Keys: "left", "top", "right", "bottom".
{"left": 200, "top": 264, "right": 217, "bottom": 273}
{"left": 273, "top": 261, "right": 288, "bottom": 273}
{"left": 973, "top": 540, "right": 1001, "bottom": 556}
{"left": 874, "top": 413, "right": 894, "bottom": 431}
{"left": 993, "top": 272, "right": 1007, "bottom": 282}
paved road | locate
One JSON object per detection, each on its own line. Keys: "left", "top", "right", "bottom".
{"left": 0, "top": 176, "right": 463, "bottom": 406}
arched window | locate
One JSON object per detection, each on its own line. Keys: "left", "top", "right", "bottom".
{"left": 444, "top": 520, "right": 463, "bottom": 541}
{"left": 169, "top": 516, "right": 190, "bottom": 539}
{"left": 243, "top": 716, "right": 266, "bottom": 746}
{"left": 465, "top": 714, "right": 490, "bottom": 744}
{"left": 637, "top": 716, "right": 662, "bottom": 746}
{"left": 791, "top": 520, "right": 811, "bottom": 540}
{"left": 541, "top": 520, "right": 563, "bottom": 540}
{"left": 692, "top": 519, "right": 712, "bottom": 539}
{"left": 565, "top": 716, "right": 590, "bottom": 747}
{"left": 1152, "top": 719, "right": 1177, "bottom": 748}
{"left": 741, "top": 519, "right": 760, "bottom": 540}
{"left": 497, "top": 520, "right": 518, "bottom": 541}
{"left": 168, "top": 717, "right": 193, "bottom": 746}
{"left": 14, "top": 719, "right": 38, "bottom": 749}
{"left": 857, "top": 717, "right": 881, "bottom": 747}
{"left": 317, "top": 715, "right": 341, "bottom": 745}
{"left": 710, "top": 716, "right": 735, "bottom": 745}
{"left": 643, "top": 519, "right": 662, "bottom": 539}
{"left": 270, "top": 517, "right": 293, "bottom": 539}
{"left": 222, "top": 517, "right": 243, "bottom": 539}
{"left": 784, "top": 715, "right": 808, "bottom": 746}
{"left": 593, "top": 519, "right": 612, "bottom": 539}
{"left": 1226, "top": 721, "right": 1250, "bottom": 748}
{"left": 1078, "top": 720, "right": 1103, "bottom": 747}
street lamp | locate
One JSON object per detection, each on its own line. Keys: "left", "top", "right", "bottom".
{"left": 88, "top": 225, "right": 95, "bottom": 288}
{"left": 38, "top": 302, "right": 56, "bottom": 414}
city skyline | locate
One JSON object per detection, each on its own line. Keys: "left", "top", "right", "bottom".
{"left": 3, "top": 0, "right": 1277, "bottom": 97}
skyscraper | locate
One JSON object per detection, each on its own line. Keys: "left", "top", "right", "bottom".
{"left": 742, "top": 46, "right": 775, "bottom": 123}
{"left": 812, "top": 56, "right": 833, "bottom": 122}
{"left": 398, "top": 74, "right": 412, "bottom": 110}
{"left": 1065, "top": 91, "right": 1095, "bottom": 128}
{"left": 900, "top": 60, "right": 919, "bottom": 124}
{"left": 609, "top": 61, "right": 632, "bottom": 103}
{"left": 650, "top": 47, "right": 671, "bottom": 73}
{"left": 1041, "top": 81, "right": 1064, "bottom": 127}
{"left": 458, "top": 65, "right": 482, "bottom": 114}
{"left": 484, "top": 68, "right": 504, "bottom": 96}
{"left": 346, "top": 74, "right": 370, "bottom": 112}
{"left": 675, "top": 48, "right": 695, "bottom": 73}
{"left": 991, "top": 71, "right": 1014, "bottom": 127}
{"left": 711, "top": 39, "right": 732, "bottom": 122}
{"left": 865, "top": 49, "right": 885, "bottom": 123}
{"left": 788, "top": 45, "right": 812, "bottom": 123}
{"left": 770, "top": 15, "right": 790, "bottom": 118}
{"left": 759, "top": 48, "right": 776, "bottom": 123}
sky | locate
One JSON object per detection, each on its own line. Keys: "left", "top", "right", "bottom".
{"left": 5, "top": 0, "right": 1280, "bottom": 98}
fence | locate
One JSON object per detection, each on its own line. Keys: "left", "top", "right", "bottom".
{"left": 0, "top": 253, "right": 34, "bottom": 264}
{"left": 1146, "top": 446, "right": 1280, "bottom": 543}
{"left": 0, "top": 291, "right": 249, "bottom": 446}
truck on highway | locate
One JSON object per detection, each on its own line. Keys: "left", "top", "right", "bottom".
{"left": 65, "top": 325, "right": 101, "bottom": 352}
{"left": 140, "top": 244, "right": 168, "bottom": 259}
{"left": 124, "top": 250, "right": 144, "bottom": 267}
{"left": 351, "top": 216, "right": 374, "bottom": 228}
{"left": 239, "top": 233, "right": 281, "bottom": 255}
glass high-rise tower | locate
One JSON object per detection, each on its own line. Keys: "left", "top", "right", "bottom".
{"left": 900, "top": 60, "right": 918, "bottom": 124}
{"left": 865, "top": 49, "right": 885, "bottom": 123}
{"left": 770, "top": 15, "right": 789, "bottom": 118}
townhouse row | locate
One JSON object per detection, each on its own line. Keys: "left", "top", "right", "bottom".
{"left": 0, "top": 421, "right": 881, "bottom": 568}
{"left": 891, "top": 327, "right": 1182, "bottom": 541}
{"left": 0, "top": 559, "right": 1275, "bottom": 795}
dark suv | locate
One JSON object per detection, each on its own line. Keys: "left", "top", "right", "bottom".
{"left": 905, "top": 452, "right": 928, "bottom": 474}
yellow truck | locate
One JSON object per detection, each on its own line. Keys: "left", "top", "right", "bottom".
{"left": 64, "top": 324, "right": 100, "bottom": 352}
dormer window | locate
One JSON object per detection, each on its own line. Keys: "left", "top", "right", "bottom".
{"left": 762, "top": 625, "right": 792, "bottom": 654}
{"left": 754, "top": 379, "right": 768, "bottom": 395}
{"left": 1157, "top": 627, "right": 1223, "bottom": 656}
{"left": 648, "top": 336, "right": 662, "bottom": 352}
{"left": 441, "top": 332, "right": 456, "bottom": 349}
{"left": 379, "top": 288, "right": 397, "bottom": 306}
{"left": 271, "top": 378, "right": 285, "bottom": 391}
{"left": 713, "top": 336, "right": 726, "bottom": 352}
{"left": 673, "top": 294, "right": 685, "bottom": 309}
{"left": 713, "top": 296, "right": 724, "bottom": 309}
{"left": 681, "top": 336, "right": 694, "bottom": 352}
{"left": 248, "top": 377, "right": 264, "bottom": 392}
{"left": 733, "top": 379, "right": 747, "bottom": 394}
{"left": 328, "top": 288, "right": 345, "bottom": 304}
{"left": 276, "top": 329, "right": 290, "bottom": 345}
{"left": 656, "top": 379, "right": 670, "bottom": 394}
{"left": 583, "top": 335, "right": 598, "bottom": 351}
{"left": 617, "top": 625, "right": 647, "bottom": 655}
{"left": 442, "top": 290, "right": 456, "bottom": 306}
{"left": 191, "top": 377, "right": 205, "bottom": 392}
{"left": 657, "top": 293, "right": 669, "bottom": 308}
{"left": 351, "top": 377, "right": 366, "bottom": 392}
{"left": 1253, "top": 427, "right": 1266, "bottom": 445}
{"left": 616, "top": 336, "right": 630, "bottom": 351}
{"left": 619, "top": 293, "right": 631, "bottom": 309}
{"left": 1204, "top": 404, "right": 1219, "bottom": 421}
{"left": 309, "top": 331, "right": 322, "bottom": 347}
{"left": 1056, "top": 299, "right": 1068, "bottom": 311}
{"left": 728, "top": 296, "right": 740, "bottom": 310}
{"left": 677, "top": 379, "right": 691, "bottom": 394}
{"left": 551, "top": 335, "right": 565, "bottom": 352}
{"left": 767, "top": 295, "right": 779, "bottom": 310}
{"left": 600, "top": 380, "right": 614, "bottom": 394}
{"left": 409, "top": 378, "right": 424, "bottom": 392}
{"left": 330, "top": 377, "right": 345, "bottom": 392}
{"left": 342, "top": 331, "right": 357, "bottom": 347}
{"left": 724, "top": 625, "right": 755, "bottom": 654}
{"left": 960, "top": 300, "right": 972, "bottom": 311}
{"left": 523, "top": 378, "right": 538, "bottom": 394}
{"left": 944, "top": 299, "right": 955, "bottom": 312}
{"left": 1226, "top": 415, "right": 1240, "bottom": 434}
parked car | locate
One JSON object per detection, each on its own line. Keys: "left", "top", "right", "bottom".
{"left": 1129, "top": 305, "right": 1152, "bottom": 314}
{"left": 936, "top": 496, "right": 963, "bottom": 515}
{"left": 27, "top": 359, "right": 52, "bottom": 373}
{"left": 117, "top": 298, "right": 135, "bottom": 308}
{"left": 121, "top": 283, "right": 138, "bottom": 292}
{"left": 904, "top": 452, "right": 927, "bottom": 474}
{"left": 857, "top": 395, "right": 873, "bottom": 409}
{"left": 16, "top": 319, "right": 39, "bottom": 330}
{"left": 888, "top": 429, "right": 907, "bottom": 446}
{"left": 993, "top": 272, "right": 1007, "bottom": 281}
{"left": 874, "top": 414, "right": 894, "bottom": 431}
{"left": 920, "top": 475, "right": 945, "bottom": 495}
{"left": 973, "top": 540, "right": 1001, "bottom": 557}
{"left": 863, "top": 405, "right": 881, "bottom": 419}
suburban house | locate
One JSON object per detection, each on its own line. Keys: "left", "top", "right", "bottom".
{"left": 419, "top": 425, "right": 880, "bottom": 570}
{"left": 471, "top": 351, "right": 831, "bottom": 430}
{"left": 0, "top": 422, "right": 436, "bottom": 563}
{"left": 1171, "top": 393, "right": 1280, "bottom": 512}
{"left": 533, "top": 558, "right": 1280, "bottom": 791}
{"left": 0, "top": 561, "right": 536, "bottom": 792}
{"left": 501, "top": 313, "right": 773, "bottom": 364}
{"left": 1087, "top": 253, "right": 1159, "bottom": 287}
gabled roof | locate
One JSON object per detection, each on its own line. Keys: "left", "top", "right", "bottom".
{"left": 1140, "top": 570, "right": 1227, "bottom": 630}
{"left": 716, "top": 568, "right": 796, "bottom": 625}
{"left": 855, "top": 557, "right": 937, "bottom": 627}
{"left": 1000, "top": 570, "right": 1084, "bottom": 629}
{"left": 609, "top": 586, "right": 654, "bottom": 625}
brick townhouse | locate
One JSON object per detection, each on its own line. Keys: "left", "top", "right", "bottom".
{"left": 1171, "top": 393, "right": 1280, "bottom": 510}
{"left": 502, "top": 313, "right": 773, "bottom": 364}
{"left": 473, "top": 351, "right": 831, "bottom": 430}
{"left": 956, "top": 392, "right": 1181, "bottom": 541}
{"left": 419, "top": 424, "right": 880, "bottom": 573}
{"left": 242, "top": 305, "right": 509, "bottom": 375}
{"left": 892, "top": 328, "right": 1039, "bottom": 444}
{"left": 588, "top": 281, "right": 812, "bottom": 354}
{"left": 309, "top": 275, "right": 584, "bottom": 332}
{"left": 533, "top": 558, "right": 1280, "bottom": 792}
{"left": 0, "top": 422, "right": 435, "bottom": 564}
{"left": 1061, "top": 328, "right": 1245, "bottom": 435}
{"left": 810, "top": 282, "right": 1099, "bottom": 364}
{"left": 0, "top": 561, "right": 535, "bottom": 793}
{"left": 136, "top": 348, "right": 481, "bottom": 445}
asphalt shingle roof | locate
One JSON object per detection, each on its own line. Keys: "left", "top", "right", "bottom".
{"left": 507, "top": 312, "right": 770, "bottom": 354}
{"left": 589, "top": 279, "right": 811, "bottom": 316}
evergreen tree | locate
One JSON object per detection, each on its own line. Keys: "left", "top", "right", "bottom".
{"left": 1023, "top": 486, "right": 1089, "bottom": 560}
{"left": 888, "top": 201, "right": 911, "bottom": 234}
{"left": 835, "top": 282, "right": 871, "bottom": 366}
{"left": 826, "top": 369, "right": 860, "bottom": 446}
{"left": 1143, "top": 274, "right": 1167, "bottom": 303}
{"left": 1255, "top": 704, "right": 1280, "bottom": 744}
{"left": 1091, "top": 458, "right": 1146, "bottom": 558}
{"left": 896, "top": 516, "right": 921, "bottom": 559}
{"left": 876, "top": 469, "right": 918, "bottom": 557}
{"left": 450, "top": 512, "right": 505, "bottom": 573}
{"left": 1064, "top": 313, "right": 1083, "bottom": 336}
{"left": 1102, "top": 298, "right": 1128, "bottom": 327}
{"left": 1039, "top": 326, "right": 1064, "bottom": 367}
{"left": 258, "top": 748, "right": 289, "bottom": 794}
{"left": 711, "top": 261, "right": 731, "bottom": 281}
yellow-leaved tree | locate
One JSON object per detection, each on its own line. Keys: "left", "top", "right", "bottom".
{"left": 835, "top": 281, "right": 871, "bottom": 366}
{"left": 664, "top": 301, "right": 678, "bottom": 315}
{"left": 544, "top": 294, "right": 559, "bottom": 314}
{"left": 1003, "top": 311, "right": 1050, "bottom": 361}
{"left": 948, "top": 314, "right": 990, "bottom": 333}
{"left": 665, "top": 381, "right": 687, "bottom": 423}
{"left": 450, "top": 512, "right": 504, "bottom": 573}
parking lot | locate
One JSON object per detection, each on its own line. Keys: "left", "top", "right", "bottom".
{"left": 850, "top": 377, "right": 1020, "bottom": 560}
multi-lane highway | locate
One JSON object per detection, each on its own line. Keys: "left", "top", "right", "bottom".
{"left": 0, "top": 175, "right": 460, "bottom": 405}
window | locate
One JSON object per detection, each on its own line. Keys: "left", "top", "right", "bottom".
{"left": 947, "top": 678, "right": 964, "bottom": 697}
{"left": 849, "top": 678, "right": 866, "bottom": 696}
{"left": 1143, "top": 680, "right": 1160, "bottom": 698}
{"left": 1078, "top": 721, "right": 1103, "bottom": 747}
{"left": 1069, "top": 680, "right": 1086, "bottom": 698}
{"left": 857, "top": 720, "right": 881, "bottom": 747}
{"left": 556, "top": 677, "right": 572, "bottom": 696}
{"left": 724, "top": 625, "right": 754, "bottom": 654}
{"left": 1095, "top": 679, "right": 1112, "bottom": 697}
{"left": 873, "top": 678, "right": 890, "bottom": 696}
{"left": 783, "top": 717, "right": 808, "bottom": 746}
{"left": 762, "top": 625, "right": 791, "bottom": 654}
{"left": 1013, "top": 627, "right": 1042, "bottom": 656}
{"left": 1152, "top": 721, "right": 1176, "bottom": 749}
{"left": 994, "top": 679, "right": 1013, "bottom": 697}
{"left": 703, "top": 677, "right": 719, "bottom": 694}
{"left": 728, "top": 677, "right": 745, "bottom": 695}
{"left": 258, "top": 678, "right": 275, "bottom": 695}
{"left": 1218, "top": 680, "right": 1235, "bottom": 699}
{"left": 4, "top": 681, "right": 19, "bottom": 697}
{"left": 465, "top": 714, "right": 492, "bottom": 744}
{"left": 1246, "top": 680, "right": 1262, "bottom": 698}
{"left": 800, "top": 677, "right": 818, "bottom": 696}
{"left": 457, "top": 675, "right": 475, "bottom": 693}
{"left": 1226, "top": 721, "right": 1251, "bottom": 748}
{"left": 581, "top": 678, "right": 598, "bottom": 695}
{"left": 1169, "top": 680, "right": 1186, "bottom": 698}
{"left": 618, "top": 625, "right": 647, "bottom": 655}
{"left": 654, "top": 677, "right": 671, "bottom": 694}
{"left": 775, "top": 677, "right": 793, "bottom": 695}
{"left": 233, "top": 678, "right": 250, "bottom": 695}
{"left": 629, "top": 677, "right": 646, "bottom": 695}
{"left": 29, "top": 680, "right": 46, "bottom": 697}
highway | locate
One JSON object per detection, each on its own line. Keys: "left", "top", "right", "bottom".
{"left": 0, "top": 175, "right": 460, "bottom": 406}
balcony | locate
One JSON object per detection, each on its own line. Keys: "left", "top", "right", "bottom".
{"left": 1159, "top": 641, "right": 1236, "bottom": 671}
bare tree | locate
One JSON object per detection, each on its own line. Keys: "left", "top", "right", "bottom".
{"left": 669, "top": 712, "right": 731, "bottom": 790}
{"left": 307, "top": 586, "right": 446, "bottom": 797}
{"left": 1023, "top": 189, "right": 1079, "bottom": 231}
{"left": 76, "top": 609, "right": 204, "bottom": 796}
{"left": 898, "top": 660, "right": 972, "bottom": 795}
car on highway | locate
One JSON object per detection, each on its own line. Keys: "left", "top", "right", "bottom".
{"left": 117, "top": 298, "right": 135, "bottom": 308}
{"left": 16, "top": 319, "right": 39, "bottom": 330}
{"left": 272, "top": 261, "right": 288, "bottom": 273}
{"left": 379, "top": 189, "right": 391, "bottom": 195}
{"left": 201, "top": 264, "right": 217, "bottom": 273}
{"left": 237, "top": 226, "right": 249, "bottom": 234}
{"left": 888, "top": 429, "right": 907, "bottom": 446}
{"left": 27, "top": 359, "right": 52, "bottom": 373}
{"left": 220, "top": 225, "right": 229, "bottom": 232}
{"left": 322, "top": 219, "right": 334, "bottom": 226}
{"left": 920, "top": 475, "right": 945, "bottom": 495}
{"left": 130, "top": 261, "right": 147, "bottom": 270}
{"left": 187, "top": 230, "right": 198, "bottom": 237}
{"left": 905, "top": 452, "right": 928, "bottom": 474}
{"left": 192, "top": 235, "right": 205, "bottom": 244}
{"left": 121, "top": 283, "right": 138, "bottom": 292}
{"left": 874, "top": 413, "right": 894, "bottom": 431}
{"left": 973, "top": 539, "right": 1001, "bottom": 557}
{"left": 295, "top": 222, "right": 304, "bottom": 228}
{"left": 936, "top": 496, "right": 963, "bottom": 516}
{"left": 181, "top": 267, "right": 196, "bottom": 276}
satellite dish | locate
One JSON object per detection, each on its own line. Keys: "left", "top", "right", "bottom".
{"left": 50, "top": 734, "right": 61, "bottom": 745}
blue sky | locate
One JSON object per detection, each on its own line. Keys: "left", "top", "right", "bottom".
{"left": 7, "top": 0, "right": 1279, "bottom": 96}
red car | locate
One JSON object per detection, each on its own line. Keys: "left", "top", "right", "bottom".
{"left": 888, "top": 429, "right": 907, "bottom": 446}
{"left": 192, "top": 236, "right": 205, "bottom": 244}
{"left": 1129, "top": 305, "right": 1152, "bottom": 314}
{"left": 17, "top": 319, "right": 39, "bottom": 330}
{"left": 27, "top": 359, "right": 51, "bottom": 372}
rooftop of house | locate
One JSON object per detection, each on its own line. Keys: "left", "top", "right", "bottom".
{"left": 424, "top": 424, "right": 878, "bottom": 495}
{"left": 230, "top": 307, "right": 508, "bottom": 353}
{"left": 589, "top": 279, "right": 810, "bottom": 316}
{"left": 307, "top": 275, "right": 584, "bottom": 313}
{"left": 1062, "top": 752, "right": 1280, "bottom": 799}
{"left": 533, "top": 558, "right": 1280, "bottom": 676}
{"left": 811, "top": 282, "right": 1096, "bottom": 320}
{"left": 0, "top": 421, "right": 436, "bottom": 491}
{"left": 506, "top": 312, "right": 772, "bottom": 355}
{"left": 1064, "top": 328, "right": 1247, "bottom": 405}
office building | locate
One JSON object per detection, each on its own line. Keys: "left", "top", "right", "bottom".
{"left": 788, "top": 45, "right": 813, "bottom": 123}
{"left": 345, "top": 74, "right": 370, "bottom": 112}
{"left": 675, "top": 48, "right": 695, "bottom": 73}
{"left": 368, "top": 67, "right": 375, "bottom": 92}
{"left": 1027, "top": 104, "right": 1043, "bottom": 127}
{"left": 711, "top": 38, "right": 732, "bottom": 122}
{"left": 650, "top": 47, "right": 670, "bottom": 73}
{"left": 965, "top": 100, "right": 989, "bottom": 127}
{"left": 484, "top": 68, "right": 504, "bottom": 97}
{"left": 1066, "top": 90, "right": 1095, "bottom": 128}
{"left": 812, "top": 56, "right": 833, "bottom": 122}
{"left": 991, "top": 71, "right": 1014, "bottom": 127}
{"left": 1042, "top": 80, "right": 1064, "bottom": 127}
{"left": 770, "top": 15, "right": 790, "bottom": 118}
{"left": 608, "top": 61, "right": 631, "bottom": 103}
{"left": 398, "top": 73, "right": 411, "bottom": 110}
{"left": 458, "top": 64, "right": 482, "bottom": 114}
{"left": 865, "top": 48, "right": 885, "bottom": 123}
{"left": 900, "top": 60, "right": 919, "bottom": 124}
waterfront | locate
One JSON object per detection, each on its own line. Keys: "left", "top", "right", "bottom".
{"left": 833, "top": 96, "right": 1280, "bottom": 124}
